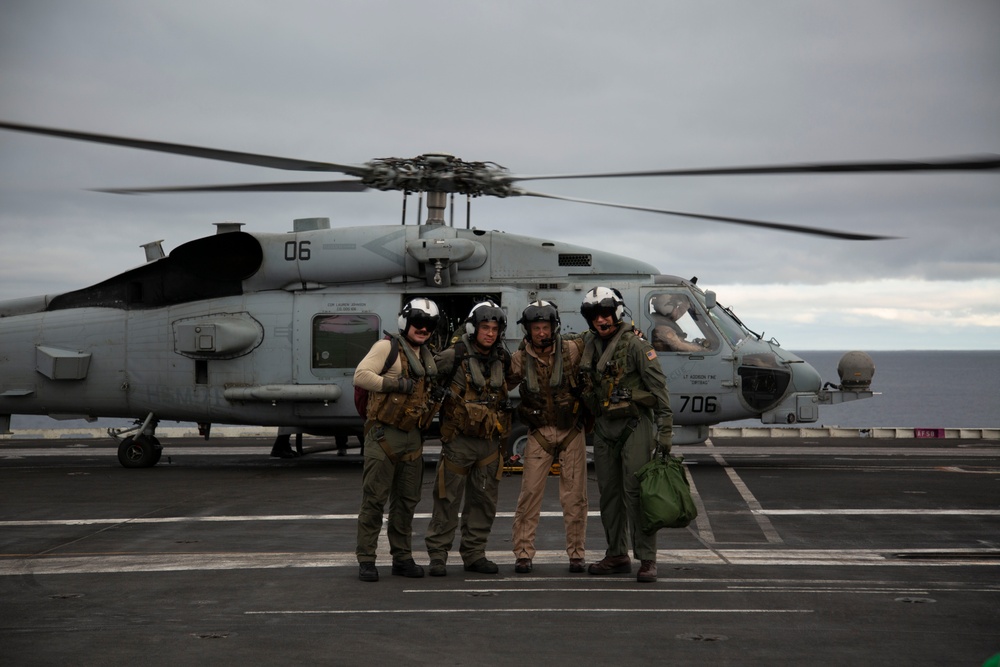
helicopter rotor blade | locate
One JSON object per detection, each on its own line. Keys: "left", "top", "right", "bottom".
{"left": 0, "top": 119, "right": 981, "bottom": 241}
{"left": 516, "top": 189, "right": 896, "bottom": 240}
{"left": 95, "top": 180, "right": 371, "bottom": 195}
{"left": 507, "top": 155, "right": 1000, "bottom": 183}
{"left": 0, "top": 120, "right": 371, "bottom": 176}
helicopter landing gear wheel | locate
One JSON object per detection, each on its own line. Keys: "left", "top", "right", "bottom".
{"left": 117, "top": 434, "right": 162, "bottom": 468}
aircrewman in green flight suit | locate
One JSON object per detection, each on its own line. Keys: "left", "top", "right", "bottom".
{"left": 579, "top": 286, "right": 673, "bottom": 583}
{"left": 425, "top": 301, "right": 511, "bottom": 577}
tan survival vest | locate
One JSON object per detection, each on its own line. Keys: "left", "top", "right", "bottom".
{"left": 517, "top": 337, "right": 583, "bottom": 431}
{"left": 366, "top": 335, "right": 439, "bottom": 432}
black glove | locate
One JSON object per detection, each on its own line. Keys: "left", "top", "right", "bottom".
{"left": 383, "top": 376, "right": 415, "bottom": 394}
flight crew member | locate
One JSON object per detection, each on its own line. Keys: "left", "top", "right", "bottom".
{"left": 425, "top": 301, "right": 511, "bottom": 576}
{"left": 507, "top": 301, "right": 589, "bottom": 574}
{"left": 649, "top": 293, "right": 713, "bottom": 353}
{"left": 353, "top": 298, "right": 442, "bottom": 582}
{"left": 579, "top": 286, "right": 673, "bottom": 583}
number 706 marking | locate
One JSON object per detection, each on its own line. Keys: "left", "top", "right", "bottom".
{"left": 678, "top": 395, "right": 718, "bottom": 413}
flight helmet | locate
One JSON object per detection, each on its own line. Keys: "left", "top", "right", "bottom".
{"left": 398, "top": 298, "right": 440, "bottom": 335}
{"left": 518, "top": 300, "right": 560, "bottom": 337}
{"left": 581, "top": 286, "right": 625, "bottom": 330}
{"left": 651, "top": 293, "right": 690, "bottom": 319}
{"left": 465, "top": 300, "right": 507, "bottom": 337}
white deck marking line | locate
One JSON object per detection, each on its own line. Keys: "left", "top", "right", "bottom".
{"left": 498, "top": 576, "right": 1000, "bottom": 588}
{"left": 705, "top": 439, "right": 783, "bottom": 544}
{"left": 3, "top": 548, "right": 999, "bottom": 576}
{"left": 3, "top": 445, "right": 998, "bottom": 457}
{"left": 754, "top": 509, "right": 1000, "bottom": 516}
{"left": 2, "top": 508, "right": 998, "bottom": 528}
{"left": 376, "top": 520, "right": 390, "bottom": 555}
{"left": 683, "top": 463, "right": 716, "bottom": 544}
{"left": 244, "top": 608, "right": 815, "bottom": 615}
{"left": 0, "top": 511, "right": 586, "bottom": 527}
{"left": 404, "top": 587, "right": 931, "bottom": 594}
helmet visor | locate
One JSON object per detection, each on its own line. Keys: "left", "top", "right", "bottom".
{"left": 408, "top": 314, "right": 439, "bottom": 331}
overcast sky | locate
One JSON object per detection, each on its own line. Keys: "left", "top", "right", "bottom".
{"left": 1, "top": 0, "right": 997, "bottom": 351}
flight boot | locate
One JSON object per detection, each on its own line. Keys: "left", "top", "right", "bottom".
{"left": 588, "top": 554, "right": 631, "bottom": 575}
{"left": 391, "top": 558, "right": 424, "bottom": 578}
{"left": 464, "top": 557, "right": 499, "bottom": 574}
{"left": 358, "top": 562, "right": 379, "bottom": 582}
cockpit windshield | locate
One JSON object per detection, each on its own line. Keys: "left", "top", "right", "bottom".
{"left": 708, "top": 304, "right": 756, "bottom": 348}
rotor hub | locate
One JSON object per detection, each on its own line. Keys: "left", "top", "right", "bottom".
{"left": 363, "top": 154, "right": 514, "bottom": 197}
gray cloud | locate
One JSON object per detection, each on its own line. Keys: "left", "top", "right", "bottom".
{"left": 1, "top": 1, "right": 998, "bottom": 347}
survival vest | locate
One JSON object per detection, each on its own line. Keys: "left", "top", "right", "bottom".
{"left": 517, "top": 337, "right": 583, "bottom": 431}
{"left": 580, "top": 328, "right": 656, "bottom": 420}
{"left": 439, "top": 336, "right": 511, "bottom": 442}
{"left": 365, "top": 334, "right": 439, "bottom": 431}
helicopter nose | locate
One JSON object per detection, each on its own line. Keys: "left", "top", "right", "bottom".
{"left": 785, "top": 353, "right": 822, "bottom": 393}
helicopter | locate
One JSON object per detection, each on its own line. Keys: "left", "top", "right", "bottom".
{"left": 1, "top": 120, "right": 997, "bottom": 467}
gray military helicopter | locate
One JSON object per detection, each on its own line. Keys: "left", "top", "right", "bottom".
{"left": 1, "top": 120, "right": 997, "bottom": 467}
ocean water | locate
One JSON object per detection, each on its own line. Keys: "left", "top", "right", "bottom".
{"left": 7, "top": 351, "right": 1000, "bottom": 431}
{"left": 734, "top": 350, "right": 1000, "bottom": 429}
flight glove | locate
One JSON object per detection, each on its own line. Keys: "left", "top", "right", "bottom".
{"left": 656, "top": 430, "right": 672, "bottom": 456}
{"left": 382, "top": 376, "right": 415, "bottom": 394}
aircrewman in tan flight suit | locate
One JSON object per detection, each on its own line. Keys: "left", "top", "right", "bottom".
{"left": 508, "top": 300, "right": 589, "bottom": 574}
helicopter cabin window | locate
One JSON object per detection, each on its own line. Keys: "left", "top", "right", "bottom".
{"left": 312, "top": 314, "right": 380, "bottom": 369}
{"left": 647, "top": 293, "right": 718, "bottom": 353}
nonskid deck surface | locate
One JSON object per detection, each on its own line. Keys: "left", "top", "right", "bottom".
{"left": 1, "top": 435, "right": 998, "bottom": 666}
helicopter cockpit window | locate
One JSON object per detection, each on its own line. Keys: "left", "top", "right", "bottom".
{"left": 312, "top": 314, "right": 380, "bottom": 369}
{"left": 647, "top": 292, "right": 718, "bottom": 353}
{"left": 708, "top": 305, "right": 752, "bottom": 348}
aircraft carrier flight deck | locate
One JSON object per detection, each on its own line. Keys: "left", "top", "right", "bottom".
{"left": 1, "top": 433, "right": 998, "bottom": 666}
